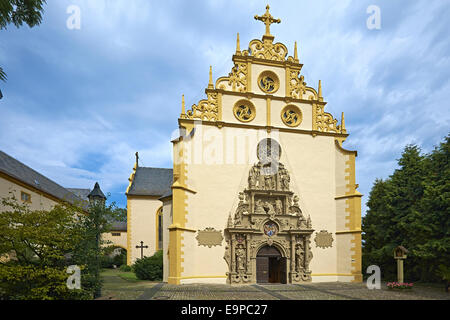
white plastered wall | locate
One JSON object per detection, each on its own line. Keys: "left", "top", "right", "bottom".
{"left": 179, "top": 123, "right": 341, "bottom": 282}
{"left": 128, "top": 197, "right": 162, "bottom": 264}
{"left": 0, "top": 176, "right": 58, "bottom": 212}
{"left": 162, "top": 198, "right": 172, "bottom": 282}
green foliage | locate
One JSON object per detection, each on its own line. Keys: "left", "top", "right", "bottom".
{"left": 0, "top": 197, "right": 90, "bottom": 299}
{"left": 119, "top": 264, "right": 132, "bottom": 272}
{"left": 0, "top": 195, "right": 121, "bottom": 299}
{"left": 436, "top": 265, "right": 450, "bottom": 281}
{"left": 0, "top": 67, "right": 6, "bottom": 82}
{"left": 100, "top": 247, "right": 126, "bottom": 268}
{"left": 0, "top": 0, "right": 46, "bottom": 30}
{"left": 0, "top": 264, "right": 90, "bottom": 300}
{"left": 132, "top": 251, "right": 163, "bottom": 281}
{"left": 363, "top": 134, "right": 450, "bottom": 282}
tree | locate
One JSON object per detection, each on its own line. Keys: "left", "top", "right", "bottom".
{"left": 362, "top": 135, "right": 450, "bottom": 283}
{"left": 0, "top": 0, "right": 47, "bottom": 82}
{"left": 0, "top": 196, "right": 89, "bottom": 299}
{"left": 0, "top": 194, "right": 123, "bottom": 299}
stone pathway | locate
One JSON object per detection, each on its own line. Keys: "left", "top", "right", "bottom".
{"left": 136, "top": 282, "right": 449, "bottom": 300}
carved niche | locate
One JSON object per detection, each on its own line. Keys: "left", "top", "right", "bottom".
{"left": 224, "top": 139, "right": 314, "bottom": 284}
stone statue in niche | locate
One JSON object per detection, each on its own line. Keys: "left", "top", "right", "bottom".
{"left": 234, "top": 192, "right": 249, "bottom": 226}
{"left": 255, "top": 199, "right": 265, "bottom": 214}
{"left": 295, "top": 241, "right": 305, "bottom": 272}
{"left": 275, "top": 199, "right": 283, "bottom": 215}
{"left": 236, "top": 245, "right": 246, "bottom": 272}
{"left": 248, "top": 165, "right": 260, "bottom": 189}
{"left": 263, "top": 174, "right": 274, "bottom": 190}
{"left": 265, "top": 201, "right": 276, "bottom": 216}
{"left": 279, "top": 164, "right": 290, "bottom": 191}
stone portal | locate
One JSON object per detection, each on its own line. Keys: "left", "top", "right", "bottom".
{"left": 224, "top": 139, "right": 314, "bottom": 284}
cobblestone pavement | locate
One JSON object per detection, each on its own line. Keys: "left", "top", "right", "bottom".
{"left": 139, "top": 282, "right": 449, "bottom": 300}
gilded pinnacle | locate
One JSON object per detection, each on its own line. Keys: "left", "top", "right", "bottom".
{"left": 318, "top": 80, "right": 323, "bottom": 101}
{"left": 208, "top": 66, "right": 214, "bottom": 89}
{"left": 181, "top": 94, "right": 186, "bottom": 117}
{"left": 236, "top": 32, "right": 241, "bottom": 54}
{"left": 294, "top": 41, "right": 298, "bottom": 60}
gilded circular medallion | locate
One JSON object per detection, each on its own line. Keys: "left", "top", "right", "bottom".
{"left": 233, "top": 100, "right": 256, "bottom": 122}
{"left": 281, "top": 105, "right": 302, "bottom": 127}
{"left": 257, "top": 71, "right": 279, "bottom": 94}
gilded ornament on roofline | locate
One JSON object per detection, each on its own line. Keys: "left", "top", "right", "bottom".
{"left": 216, "top": 62, "right": 248, "bottom": 92}
{"left": 249, "top": 38, "right": 288, "bottom": 62}
{"left": 289, "top": 70, "right": 307, "bottom": 99}
{"left": 185, "top": 92, "right": 219, "bottom": 121}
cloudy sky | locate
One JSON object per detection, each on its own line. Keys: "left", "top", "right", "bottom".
{"left": 0, "top": 0, "right": 449, "bottom": 213}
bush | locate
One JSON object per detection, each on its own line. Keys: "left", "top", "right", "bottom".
{"left": 132, "top": 251, "right": 163, "bottom": 281}
{"left": 112, "top": 249, "right": 127, "bottom": 267}
{"left": 100, "top": 255, "right": 114, "bottom": 269}
{"left": 119, "top": 264, "right": 132, "bottom": 272}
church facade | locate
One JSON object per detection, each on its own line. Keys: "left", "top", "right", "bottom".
{"left": 126, "top": 6, "right": 362, "bottom": 285}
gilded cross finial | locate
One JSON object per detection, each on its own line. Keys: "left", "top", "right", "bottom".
{"left": 254, "top": 5, "right": 281, "bottom": 37}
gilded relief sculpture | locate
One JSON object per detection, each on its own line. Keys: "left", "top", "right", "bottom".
{"left": 224, "top": 139, "right": 314, "bottom": 284}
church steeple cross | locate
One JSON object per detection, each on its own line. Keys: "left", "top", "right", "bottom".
{"left": 254, "top": 5, "right": 281, "bottom": 37}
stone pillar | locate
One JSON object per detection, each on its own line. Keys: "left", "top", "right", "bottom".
{"left": 246, "top": 236, "right": 251, "bottom": 273}
{"left": 230, "top": 236, "right": 235, "bottom": 272}
{"left": 304, "top": 236, "right": 309, "bottom": 271}
{"left": 290, "top": 234, "right": 296, "bottom": 272}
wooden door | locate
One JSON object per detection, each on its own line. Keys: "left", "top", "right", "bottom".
{"left": 280, "top": 257, "right": 287, "bottom": 284}
{"left": 256, "top": 256, "right": 269, "bottom": 283}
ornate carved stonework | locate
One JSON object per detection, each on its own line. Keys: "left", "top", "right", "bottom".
{"left": 312, "top": 103, "right": 346, "bottom": 134}
{"left": 289, "top": 70, "right": 307, "bottom": 99}
{"left": 248, "top": 38, "right": 288, "bottom": 62}
{"left": 314, "top": 230, "right": 334, "bottom": 249}
{"left": 185, "top": 92, "right": 218, "bottom": 121}
{"left": 216, "top": 63, "right": 248, "bottom": 92}
{"left": 224, "top": 139, "right": 314, "bottom": 284}
{"left": 196, "top": 228, "right": 224, "bottom": 248}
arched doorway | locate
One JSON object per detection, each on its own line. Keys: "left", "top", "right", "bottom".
{"left": 256, "top": 246, "right": 287, "bottom": 284}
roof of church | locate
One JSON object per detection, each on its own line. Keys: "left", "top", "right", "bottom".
{"left": 67, "top": 188, "right": 91, "bottom": 201}
{"left": 127, "top": 167, "right": 173, "bottom": 196}
{"left": 159, "top": 188, "right": 172, "bottom": 200}
{"left": 0, "top": 150, "right": 83, "bottom": 204}
{"left": 110, "top": 221, "right": 127, "bottom": 232}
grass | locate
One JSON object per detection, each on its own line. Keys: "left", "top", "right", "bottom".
{"left": 118, "top": 271, "right": 139, "bottom": 282}
{"left": 99, "top": 268, "right": 160, "bottom": 300}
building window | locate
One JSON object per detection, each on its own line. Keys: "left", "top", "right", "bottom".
{"left": 156, "top": 207, "right": 163, "bottom": 250}
{"left": 111, "top": 233, "right": 121, "bottom": 236}
{"left": 21, "top": 191, "right": 31, "bottom": 203}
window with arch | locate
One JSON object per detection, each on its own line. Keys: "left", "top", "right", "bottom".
{"left": 156, "top": 207, "right": 163, "bottom": 250}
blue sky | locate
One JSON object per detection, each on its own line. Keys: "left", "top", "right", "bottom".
{"left": 0, "top": 0, "right": 449, "bottom": 213}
